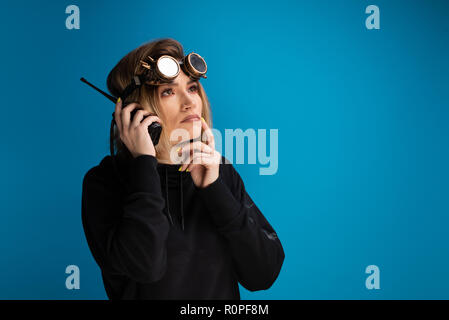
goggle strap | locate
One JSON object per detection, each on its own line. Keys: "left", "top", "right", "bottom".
{"left": 120, "top": 75, "right": 143, "bottom": 102}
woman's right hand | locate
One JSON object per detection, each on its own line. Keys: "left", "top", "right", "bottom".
{"left": 114, "top": 98, "right": 162, "bottom": 158}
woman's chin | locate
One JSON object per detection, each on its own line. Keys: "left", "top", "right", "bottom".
{"left": 179, "top": 123, "right": 202, "bottom": 139}
{"left": 168, "top": 123, "right": 202, "bottom": 145}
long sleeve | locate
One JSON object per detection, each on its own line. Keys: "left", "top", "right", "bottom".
{"left": 81, "top": 155, "right": 170, "bottom": 284}
{"left": 195, "top": 161, "right": 285, "bottom": 292}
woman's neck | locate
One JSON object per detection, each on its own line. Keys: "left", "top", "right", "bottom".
{"left": 156, "top": 148, "right": 176, "bottom": 164}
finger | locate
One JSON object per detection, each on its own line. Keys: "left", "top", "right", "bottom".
{"left": 181, "top": 142, "right": 212, "bottom": 157}
{"left": 190, "top": 153, "right": 214, "bottom": 166}
{"left": 179, "top": 152, "right": 193, "bottom": 171}
{"left": 201, "top": 118, "right": 215, "bottom": 148}
{"left": 184, "top": 151, "right": 221, "bottom": 172}
{"left": 192, "top": 150, "right": 221, "bottom": 165}
{"left": 130, "top": 109, "right": 151, "bottom": 128}
{"left": 179, "top": 150, "right": 203, "bottom": 171}
{"left": 114, "top": 98, "right": 123, "bottom": 132}
{"left": 177, "top": 140, "right": 216, "bottom": 165}
{"left": 179, "top": 141, "right": 214, "bottom": 158}
{"left": 139, "top": 115, "right": 162, "bottom": 129}
{"left": 121, "top": 103, "right": 140, "bottom": 132}
{"left": 180, "top": 152, "right": 211, "bottom": 171}
{"left": 178, "top": 146, "right": 207, "bottom": 168}
{"left": 185, "top": 161, "right": 200, "bottom": 173}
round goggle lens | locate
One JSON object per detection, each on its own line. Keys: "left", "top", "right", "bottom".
{"left": 190, "top": 54, "right": 206, "bottom": 73}
{"left": 157, "top": 56, "right": 179, "bottom": 78}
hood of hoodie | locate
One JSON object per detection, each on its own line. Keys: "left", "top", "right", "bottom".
{"left": 105, "top": 154, "right": 191, "bottom": 231}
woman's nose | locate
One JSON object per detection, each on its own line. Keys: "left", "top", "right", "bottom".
{"left": 180, "top": 94, "right": 194, "bottom": 110}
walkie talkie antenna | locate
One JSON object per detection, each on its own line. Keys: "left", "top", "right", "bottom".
{"left": 80, "top": 77, "right": 117, "bottom": 103}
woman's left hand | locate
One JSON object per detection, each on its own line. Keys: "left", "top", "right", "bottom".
{"left": 178, "top": 118, "right": 221, "bottom": 188}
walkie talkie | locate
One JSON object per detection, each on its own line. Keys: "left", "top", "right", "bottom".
{"left": 126, "top": 104, "right": 162, "bottom": 147}
{"left": 80, "top": 77, "right": 162, "bottom": 146}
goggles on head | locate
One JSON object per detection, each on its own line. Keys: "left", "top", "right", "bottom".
{"left": 142, "top": 52, "right": 208, "bottom": 83}
{"left": 119, "top": 52, "right": 207, "bottom": 102}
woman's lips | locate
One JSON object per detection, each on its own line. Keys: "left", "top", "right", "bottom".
{"left": 181, "top": 115, "right": 201, "bottom": 123}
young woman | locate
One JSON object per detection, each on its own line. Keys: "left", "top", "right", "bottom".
{"left": 81, "top": 38, "right": 285, "bottom": 299}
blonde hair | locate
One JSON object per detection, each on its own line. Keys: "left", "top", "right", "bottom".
{"left": 106, "top": 38, "right": 212, "bottom": 162}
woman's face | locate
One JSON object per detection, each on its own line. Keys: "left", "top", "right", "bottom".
{"left": 156, "top": 70, "right": 203, "bottom": 145}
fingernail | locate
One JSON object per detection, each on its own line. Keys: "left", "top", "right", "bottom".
{"left": 117, "top": 97, "right": 121, "bottom": 103}
{"left": 176, "top": 147, "right": 181, "bottom": 153}
{"left": 186, "top": 169, "right": 190, "bottom": 172}
{"left": 201, "top": 117, "right": 205, "bottom": 122}
{"left": 178, "top": 166, "right": 183, "bottom": 171}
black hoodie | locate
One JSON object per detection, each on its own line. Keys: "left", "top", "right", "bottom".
{"left": 81, "top": 153, "right": 285, "bottom": 299}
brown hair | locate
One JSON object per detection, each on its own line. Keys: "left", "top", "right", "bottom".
{"left": 106, "top": 38, "right": 212, "bottom": 162}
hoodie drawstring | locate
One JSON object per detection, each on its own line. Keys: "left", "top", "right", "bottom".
{"left": 164, "top": 167, "right": 185, "bottom": 231}
{"left": 164, "top": 167, "right": 174, "bottom": 226}
{"left": 180, "top": 173, "right": 184, "bottom": 230}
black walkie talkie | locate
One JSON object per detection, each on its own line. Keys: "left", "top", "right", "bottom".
{"left": 80, "top": 77, "right": 162, "bottom": 146}
{"left": 127, "top": 105, "right": 162, "bottom": 147}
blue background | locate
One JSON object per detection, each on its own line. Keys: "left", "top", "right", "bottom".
{"left": 0, "top": 0, "right": 448, "bottom": 299}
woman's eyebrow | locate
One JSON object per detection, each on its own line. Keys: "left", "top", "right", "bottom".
{"left": 160, "top": 79, "right": 197, "bottom": 87}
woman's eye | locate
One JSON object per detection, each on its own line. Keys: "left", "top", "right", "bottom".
{"left": 161, "top": 85, "right": 198, "bottom": 97}
{"left": 161, "top": 88, "right": 173, "bottom": 96}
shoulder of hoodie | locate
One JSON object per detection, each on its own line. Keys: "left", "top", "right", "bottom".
{"left": 82, "top": 155, "right": 115, "bottom": 189}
